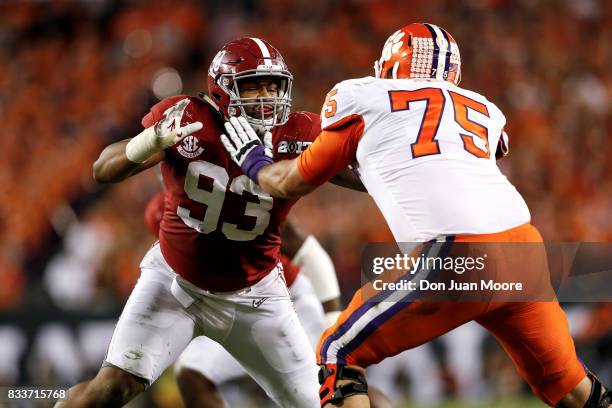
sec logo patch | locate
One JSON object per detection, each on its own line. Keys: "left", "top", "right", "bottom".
{"left": 178, "top": 135, "right": 204, "bottom": 158}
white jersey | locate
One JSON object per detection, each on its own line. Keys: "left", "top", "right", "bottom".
{"left": 321, "top": 77, "right": 530, "bottom": 241}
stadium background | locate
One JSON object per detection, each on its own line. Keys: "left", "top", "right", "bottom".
{"left": 0, "top": 0, "right": 610, "bottom": 407}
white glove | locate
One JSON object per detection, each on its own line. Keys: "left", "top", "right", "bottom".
{"left": 221, "top": 116, "right": 274, "bottom": 181}
{"left": 220, "top": 116, "right": 263, "bottom": 165}
{"left": 126, "top": 98, "right": 203, "bottom": 163}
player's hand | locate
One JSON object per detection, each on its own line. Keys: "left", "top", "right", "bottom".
{"left": 125, "top": 98, "right": 203, "bottom": 163}
{"left": 153, "top": 99, "right": 203, "bottom": 149}
{"left": 221, "top": 116, "right": 273, "bottom": 182}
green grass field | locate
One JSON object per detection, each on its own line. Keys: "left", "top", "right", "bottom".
{"left": 397, "top": 398, "right": 545, "bottom": 408}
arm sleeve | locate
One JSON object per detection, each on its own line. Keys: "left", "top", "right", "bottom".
{"left": 297, "top": 81, "right": 366, "bottom": 186}
{"left": 297, "top": 114, "right": 365, "bottom": 186}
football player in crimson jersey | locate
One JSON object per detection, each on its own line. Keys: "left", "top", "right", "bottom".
{"left": 143, "top": 190, "right": 342, "bottom": 407}
{"left": 221, "top": 24, "right": 612, "bottom": 408}
{"left": 56, "top": 38, "right": 361, "bottom": 408}
{"left": 145, "top": 190, "right": 392, "bottom": 408}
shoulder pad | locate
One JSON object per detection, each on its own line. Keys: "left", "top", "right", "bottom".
{"left": 272, "top": 111, "right": 321, "bottom": 156}
{"left": 320, "top": 78, "right": 372, "bottom": 131}
{"left": 286, "top": 111, "right": 321, "bottom": 132}
{"left": 274, "top": 111, "right": 321, "bottom": 141}
{"left": 337, "top": 76, "right": 377, "bottom": 88}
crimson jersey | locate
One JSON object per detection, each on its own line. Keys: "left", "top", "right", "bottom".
{"left": 141, "top": 95, "right": 320, "bottom": 291}
{"left": 144, "top": 190, "right": 302, "bottom": 288}
{"left": 279, "top": 254, "right": 301, "bottom": 287}
{"left": 144, "top": 190, "right": 165, "bottom": 237}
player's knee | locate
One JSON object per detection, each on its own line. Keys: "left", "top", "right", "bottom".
{"left": 529, "top": 368, "right": 578, "bottom": 406}
{"left": 318, "top": 364, "right": 369, "bottom": 406}
{"left": 529, "top": 366, "right": 612, "bottom": 408}
{"left": 89, "top": 367, "right": 146, "bottom": 406}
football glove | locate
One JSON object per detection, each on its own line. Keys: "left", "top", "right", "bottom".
{"left": 126, "top": 98, "right": 203, "bottom": 163}
{"left": 221, "top": 116, "right": 274, "bottom": 182}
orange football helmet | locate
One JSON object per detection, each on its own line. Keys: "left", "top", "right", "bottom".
{"left": 374, "top": 23, "right": 461, "bottom": 85}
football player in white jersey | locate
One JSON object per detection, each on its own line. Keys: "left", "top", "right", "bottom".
{"left": 221, "top": 23, "right": 611, "bottom": 408}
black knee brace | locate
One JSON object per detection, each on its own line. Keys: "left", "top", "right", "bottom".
{"left": 583, "top": 371, "right": 612, "bottom": 408}
{"left": 318, "top": 364, "right": 368, "bottom": 406}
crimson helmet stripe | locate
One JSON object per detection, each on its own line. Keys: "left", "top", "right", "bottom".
{"left": 249, "top": 37, "right": 272, "bottom": 60}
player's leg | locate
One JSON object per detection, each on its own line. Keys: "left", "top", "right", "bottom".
{"left": 290, "top": 273, "right": 327, "bottom": 347}
{"left": 292, "top": 273, "right": 392, "bottom": 408}
{"left": 477, "top": 301, "right": 611, "bottom": 407}
{"left": 316, "top": 240, "right": 463, "bottom": 407}
{"left": 216, "top": 268, "right": 320, "bottom": 407}
{"left": 316, "top": 285, "right": 490, "bottom": 407}
{"left": 174, "top": 336, "right": 247, "bottom": 408}
{"left": 175, "top": 367, "right": 225, "bottom": 408}
{"left": 56, "top": 244, "right": 196, "bottom": 407}
{"left": 172, "top": 272, "right": 324, "bottom": 408}
{"left": 457, "top": 223, "right": 611, "bottom": 407}
{"left": 55, "top": 366, "right": 146, "bottom": 408}
{"left": 173, "top": 273, "right": 322, "bottom": 408}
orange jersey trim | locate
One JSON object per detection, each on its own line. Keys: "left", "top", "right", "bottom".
{"left": 297, "top": 114, "right": 365, "bottom": 186}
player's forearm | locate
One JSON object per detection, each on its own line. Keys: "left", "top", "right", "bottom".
{"left": 257, "top": 159, "right": 316, "bottom": 199}
{"left": 93, "top": 140, "right": 163, "bottom": 183}
{"left": 94, "top": 98, "right": 202, "bottom": 184}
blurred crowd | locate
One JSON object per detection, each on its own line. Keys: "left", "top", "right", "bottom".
{"left": 0, "top": 0, "right": 611, "bottom": 405}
